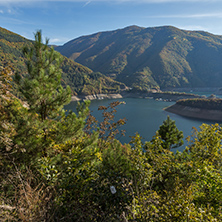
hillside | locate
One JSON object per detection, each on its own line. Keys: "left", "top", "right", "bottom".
{"left": 0, "top": 27, "right": 125, "bottom": 95}
{"left": 56, "top": 25, "right": 222, "bottom": 91}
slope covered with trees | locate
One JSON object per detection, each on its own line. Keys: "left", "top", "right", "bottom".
{"left": 0, "top": 27, "right": 125, "bottom": 96}
{"left": 177, "top": 98, "right": 222, "bottom": 110}
{"left": 1, "top": 31, "right": 222, "bottom": 221}
{"left": 56, "top": 25, "right": 222, "bottom": 91}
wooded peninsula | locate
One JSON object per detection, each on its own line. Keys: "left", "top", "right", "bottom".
{"left": 165, "top": 98, "right": 222, "bottom": 121}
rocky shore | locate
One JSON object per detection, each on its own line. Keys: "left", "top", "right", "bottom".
{"left": 71, "top": 93, "right": 123, "bottom": 101}
{"left": 71, "top": 91, "right": 204, "bottom": 102}
{"left": 165, "top": 104, "right": 222, "bottom": 122}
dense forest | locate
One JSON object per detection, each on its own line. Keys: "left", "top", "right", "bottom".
{"left": 0, "top": 31, "right": 222, "bottom": 221}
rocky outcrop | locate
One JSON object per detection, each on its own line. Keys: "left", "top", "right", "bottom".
{"left": 165, "top": 104, "right": 222, "bottom": 121}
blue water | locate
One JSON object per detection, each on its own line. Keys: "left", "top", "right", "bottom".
{"left": 65, "top": 96, "right": 219, "bottom": 152}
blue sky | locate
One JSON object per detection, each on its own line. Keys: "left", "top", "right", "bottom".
{"left": 1, "top": 0, "right": 222, "bottom": 45}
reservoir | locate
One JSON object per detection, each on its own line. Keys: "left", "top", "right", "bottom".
{"left": 65, "top": 96, "right": 219, "bottom": 152}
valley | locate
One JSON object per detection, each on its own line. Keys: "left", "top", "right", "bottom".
{"left": 2, "top": 25, "right": 222, "bottom": 97}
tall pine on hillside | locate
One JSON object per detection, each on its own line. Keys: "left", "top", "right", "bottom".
{"left": 20, "top": 30, "right": 71, "bottom": 120}
{"left": 16, "top": 30, "right": 87, "bottom": 157}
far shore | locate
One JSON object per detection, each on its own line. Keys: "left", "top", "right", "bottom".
{"left": 71, "top": 90, "right": 222, "bottom": 122}
{"left": 71, "top": 91, "right": 205, "bottom": 102}
{"left": 71, "top": 93, "right": 123, "bottom": 101}
{"left": 165, "top": 104, "right": 222, "bottom": 122}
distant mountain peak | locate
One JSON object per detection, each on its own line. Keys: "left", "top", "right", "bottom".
{"left": 56, "top": 26, "right": 222, "bottom": 91}
{"left": 122, "top": 25, "right": 145, "bottom": 30}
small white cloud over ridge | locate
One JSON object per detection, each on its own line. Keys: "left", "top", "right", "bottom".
{"left": 49, "top": 37, "right": 70, "bottom": 45}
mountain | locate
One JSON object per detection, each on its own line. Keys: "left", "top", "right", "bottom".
{"left": 56, "top": 25, "right": 222, "bottom": 91}
{"left": 0, "top": 27, "right": 125, "bottom": 96}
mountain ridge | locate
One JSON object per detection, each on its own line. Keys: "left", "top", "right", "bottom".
{"left": 56, "top": 25, "right": 222, "bottom": 91}
{"left": 0, "top": 26, "right": 125, "bottom": 96}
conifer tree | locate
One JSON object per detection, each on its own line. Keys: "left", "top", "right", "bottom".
{"left": 19, "top": 30, "right": 71, "bottom": 120}
{"left": 157, "top": 115, "right": 184, "bottom": 150}
{"left": 16, "top": 30, "right": 87, "bottom": 156}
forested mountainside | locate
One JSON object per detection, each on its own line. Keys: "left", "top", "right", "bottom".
{"left": 0, "top": 27, "right": 125, "bottom": 95}
{"left": 56, "top": 25, "right": 222, "bottom": 91}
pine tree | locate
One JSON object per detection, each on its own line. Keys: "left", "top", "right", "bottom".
{"left": 19, "top": 30, "right": 71, "bottom": 120}
{"left": 16, "top": 30, "right": 87, "bottom": 157}
{"left": 157, "top": 115, "right": 184, "bottom": 150}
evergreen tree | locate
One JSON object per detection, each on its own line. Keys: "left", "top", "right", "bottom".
{"left": 16, "top": 30, "right": 87, "bottom": 157}
{"left": 157, "top": 115, "right": 184, "bottom": 150}
{"left": 18, "top": 30, "right": 71, "bottom": 120}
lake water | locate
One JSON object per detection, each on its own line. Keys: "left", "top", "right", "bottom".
{"left": 65, "top": 94, "right": 220, "bottom": 152}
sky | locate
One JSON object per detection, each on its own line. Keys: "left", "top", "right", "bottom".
{"left": 1, "top": 0, "right": 222, "bottom": 45}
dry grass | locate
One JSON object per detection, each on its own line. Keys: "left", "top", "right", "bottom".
{"left": 0, "top": 167, "right": 55, "bottom": 222}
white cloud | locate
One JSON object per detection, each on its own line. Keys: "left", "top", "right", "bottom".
{"left": 177, "top": 25, "right": 208, "bottom": 31}
{"left": 147, "top": 12, "right": 222, "bottom": 19}
{"left": 185, "top": 13, "right": 222, "bottom": 18}
{"left": 0, "top": 9, "right": 4, "bottom": 13}
{"left": 49, "top": 37, "right": 70, "bottom": 44}
{"left": 50, "top": 38, "right": 62, "bottom": 43}
{"left": 0, "top": 0, "right": 219, "bottom": 4}
{"left": 83, "top": 1, "right": 91, "bottom": 7}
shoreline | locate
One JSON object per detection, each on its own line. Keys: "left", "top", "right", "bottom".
{"left": 165, "top": 104, "right": 222, "bottom": 122}
{"left": 71, "top": 93, "right": 123, "bottom": 101}
{"left": 71, "top": 91, "right": 204, "bottom": 102}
